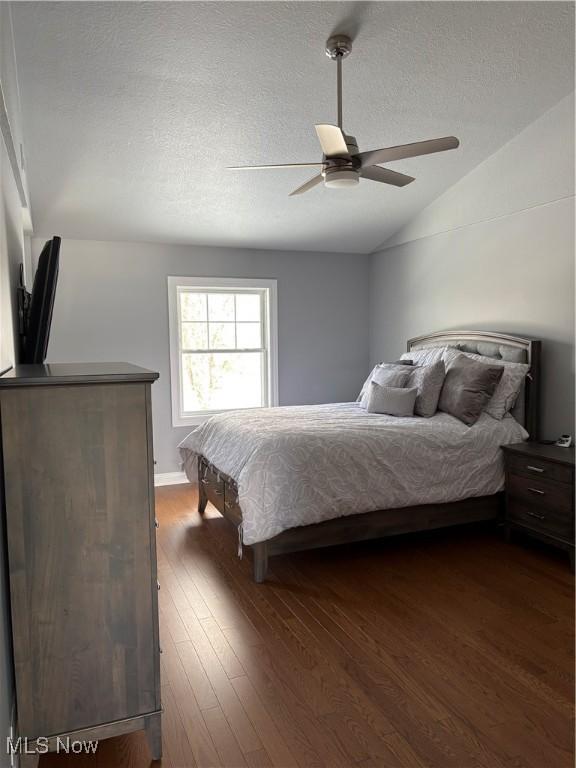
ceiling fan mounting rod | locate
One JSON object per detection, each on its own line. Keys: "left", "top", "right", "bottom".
{"left": 325, "top": 35, "right": 352, "bottom": 130}
{"left": 336, "top": 54, "right": 343, "bottom": 129}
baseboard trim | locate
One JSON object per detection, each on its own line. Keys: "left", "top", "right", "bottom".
{"left": 154, "top": 471, "right": 188, "bottom": 487}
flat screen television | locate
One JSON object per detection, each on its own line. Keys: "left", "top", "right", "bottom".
{"left": 18, "top": 236, "right": 60, "bottom": 364}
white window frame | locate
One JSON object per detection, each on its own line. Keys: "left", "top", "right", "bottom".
{"left": 168, "top": 276, "right": 278, "bottom": 427}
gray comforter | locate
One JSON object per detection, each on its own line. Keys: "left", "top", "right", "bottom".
{"left": 179, "top": 403, "right": 527, "bottom": 545}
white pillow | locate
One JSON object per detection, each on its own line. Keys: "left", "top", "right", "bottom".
{"left": 441, "top": 347, "right": 463, "bottom": 366}
{"left": 457, "top": 352, "right": 530, "bottom": 419}
{"left": 366, "top": 383, "right": 418, "bottom": 416}
{"left": 400, "top": 346, "right": 449, "bottom": 366}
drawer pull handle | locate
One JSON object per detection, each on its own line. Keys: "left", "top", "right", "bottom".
{"left": 526, "top": 510, "right": 546, "bottom": 520}
{"left": 157, "top": 581, "right": 161, "bottom": 590}
{"left": 155, "top": 519, "right": 159, "bottom": 529}
{"left": 526, "top": 465, "right": 545, "bottom": 473}
{"left": 528, "top": 487, "right": 545, "bottom": 496}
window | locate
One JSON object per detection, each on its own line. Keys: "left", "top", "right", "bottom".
{"left": 168, "top": 277, "right": 278, "bottom": 425}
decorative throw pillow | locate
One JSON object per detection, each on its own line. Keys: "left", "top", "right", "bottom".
{"left": 366, "top": 383, "right": 418, "bottom": 416}
{"left": 406, "top": 360, "right": 446, "bottom": 418}
{"left": 356, "top": 360, "right": 413, "bottom": 403}
{"left": 458, "top": 352, "right": 530, "bottom": 419}
{"left": 360, "top": 367, "right": 411, "bottom": 408}
{"left": 438, "top": 353, "right": 504, "bottom": 426}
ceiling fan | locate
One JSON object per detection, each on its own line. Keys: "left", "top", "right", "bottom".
{"left": 228, "top": 34, "right": 460, "bottom": 196}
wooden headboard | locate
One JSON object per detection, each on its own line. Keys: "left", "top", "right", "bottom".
{"left": 407, "top": 330, "right": 541, "bottom": 439}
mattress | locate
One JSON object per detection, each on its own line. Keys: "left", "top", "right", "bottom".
{"left": 179, "top": 403, "right": 528, "bottom": 545}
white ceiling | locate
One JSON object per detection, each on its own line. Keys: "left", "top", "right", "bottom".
{"left": 13, "top": 1, "right": 575, "bottom": 254}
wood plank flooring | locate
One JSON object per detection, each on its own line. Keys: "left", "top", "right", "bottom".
{"left": 42, "top": 483, "right": 574, "bottom": 768}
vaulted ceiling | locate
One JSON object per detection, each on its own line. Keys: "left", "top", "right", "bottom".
{"left": 12, "top": 1, "right": 575, "bottom": 253}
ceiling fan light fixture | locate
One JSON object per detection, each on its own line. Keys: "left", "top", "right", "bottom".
{"left": 324, "top": 167, "right": 359, "bottom": 188}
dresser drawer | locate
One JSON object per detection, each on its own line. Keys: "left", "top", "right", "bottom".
{"left": 507, "top": 473, "right": 572, "bottom": 515}
{"left": 505, "top": 453, "right": 573, "bottom": 485}
{"left": 507, "top": 499, "right": 573, "bottom": 541}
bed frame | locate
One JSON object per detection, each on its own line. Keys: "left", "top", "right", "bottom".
{"left": 197, "top": 330, "right": 541, "bottom": 582}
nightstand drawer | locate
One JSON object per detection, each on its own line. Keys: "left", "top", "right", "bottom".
{"left": 508, "top": 499, "right": 573, "bottom": 540}
{"left": 507, "top": 473, "right": 572, "bottom": 514}
{"left": 506, "top": 453, "right": 573, "bottom": 484}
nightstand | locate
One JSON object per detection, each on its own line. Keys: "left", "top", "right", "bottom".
{"left": 502, "top": 442, "right": 575, "bottom": 568}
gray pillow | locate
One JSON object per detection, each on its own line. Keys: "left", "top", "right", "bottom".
{"left": 356, "top": 360, "right": 413, "bottom": 403}
{"left": 372, "top": 367, "right": 411, "bottom": 388}
{"left": 366, "top": 383, "right": 418, "bottom": 416}
{"left": 457, "top": 352, "right": 529, "bottom": 419}
{"left": 438, "top": 354, "right": 504, "bottom": 426}
{"left": 360, "top": 367, "right": 411, "bottom": 408}
{"left": 407, "top": 360, "right": 446, "bottom": 418}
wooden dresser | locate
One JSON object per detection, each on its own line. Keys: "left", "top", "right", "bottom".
{"left": 502, "top": 442, "right": 575, "bottom": 568}
{"left": 0, "top": 363, "right": 162, "bottom": 765}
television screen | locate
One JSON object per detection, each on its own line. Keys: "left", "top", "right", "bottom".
{"left": 20, "top": 236, "right": 60, "bottom": 364}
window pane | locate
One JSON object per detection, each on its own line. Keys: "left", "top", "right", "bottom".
{"left": 181, "top": 322, "right": 207, "bottom": 350}
{"left": 236, "top": 322, "right": 261, "bottom": 349}
{"left": 208, "top": 293, "right": 235, "bottom": 321}
{"left": 235, "top": 293, "right": 261, "bottom": 321}
{"left": 182, "top": 352, "right": 263, "bottom": 412}
{"left": 181, "top": 292, "right": 206, "bottom": 321}
{"left": 209, "top": 322, "right": 235, "bottom": 349}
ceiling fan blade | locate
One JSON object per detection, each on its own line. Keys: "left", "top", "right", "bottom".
{"left": 357, "top": 136, "right": 459, "bottom": 167}
{"left": 289, "top": 174, "right": 324, "bottom": 197}
{"left": 228, "top": 162, "right": 323, "bottom": 170}
{"left": 361, "top": 166, "right": 415, "bottom": 187}
{"left": 315, "top": 124, "right": 349, "bottom": 157}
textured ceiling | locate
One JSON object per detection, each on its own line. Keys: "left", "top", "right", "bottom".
{"left": 12, "top": 1, "right": 575, "bottom": 254}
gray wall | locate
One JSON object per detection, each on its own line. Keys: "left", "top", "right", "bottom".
{"left": 35, "top": 238, "right": 370, "bottom": 472}
{"left": 370, "top": 95, "right": 575, "bottom": 440}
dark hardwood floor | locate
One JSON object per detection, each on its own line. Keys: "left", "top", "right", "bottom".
{"left": 43, "top": 483, "right": 574, "bottom": 768}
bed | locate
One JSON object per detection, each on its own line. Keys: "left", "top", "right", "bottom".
{"left": 179, "top": 330, "right": 541, "bottom": 582}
